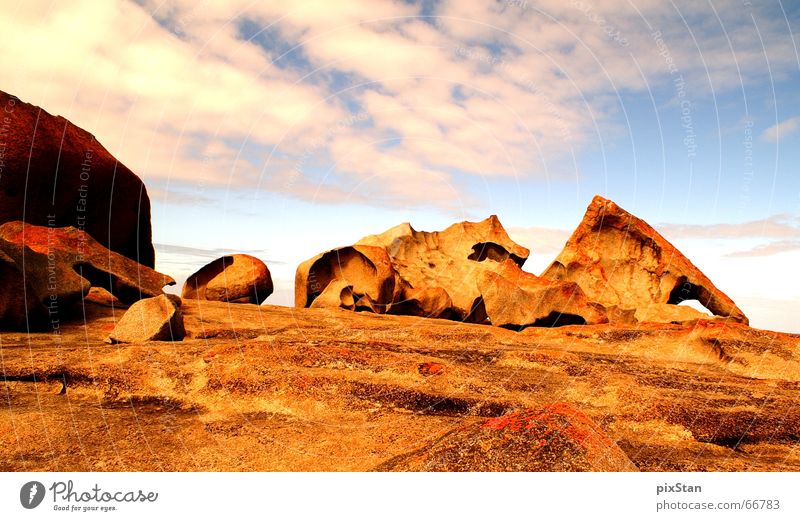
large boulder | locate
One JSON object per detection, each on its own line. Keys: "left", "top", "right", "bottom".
{"left": 182, "top": 254, "right": 273, "bottom": 304}
{"left": 0, "top": 221, "right": 174, "bottom": 330}
{"left": 355, "top": 216, "right": 530, "bottom": 322}
{"left": 479, "top": 259, "right": 608, "bottom": 328}
{"left": 0, "top": 90, "right": 155, "bottom": 267}
{"left": 376, "top": 403, "right": 638, "bottom": 471}
{"left": 543, "top": 196, "right": 748, "bottom": 324}
{"left": 107, "top": 294, "right": 185, "bottom": 344}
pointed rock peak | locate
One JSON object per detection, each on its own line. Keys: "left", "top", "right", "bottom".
{"left": 543, "top": 196, "right": 748, "bottom": 325}
{"left": 358, "top": 222, "right": 416, "bottom": 247}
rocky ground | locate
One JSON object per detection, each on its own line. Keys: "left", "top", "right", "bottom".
{"left": 2, "top": 299, "right": 799, "bottom": 471}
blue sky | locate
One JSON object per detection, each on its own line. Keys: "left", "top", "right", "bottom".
{"left": 1, "top": 0, "right": 798, "bottom": 331}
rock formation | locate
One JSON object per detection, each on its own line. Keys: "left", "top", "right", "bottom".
{"left": 0, "top": 221, "right": 174, "bottom": 330}
{"left": 182, "top": 254, "right": 273, "bottom": 304}
{"left": 377, "top": 403, "right": 638, "bottom": 471}
{"left": 479, "top": 259, "right": 608, "bottom": 328}
{"left": 543, "top": 196, "right": 748, "bottom": 324}
{"left": 356, "top": 216, "right": 529, "bottom": 321}
{"left": 295, "top": 245, "right": 402, "bottom": 314}
{"left": 0, "top": 90, "right": 155, "bottom": 267}
{"left": 297, "top": 216, "right": 610, "bottom": 328}
{"left": 107, "top": 294, "right": 185, "bottom": 343}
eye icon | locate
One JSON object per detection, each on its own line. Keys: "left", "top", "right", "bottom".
{"left": 20, "top": 481, "right": 45, "bottom": 509}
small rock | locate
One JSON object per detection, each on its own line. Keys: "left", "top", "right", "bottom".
{"left": 84, "top": 287, "right": 122, "bottom": 307}
{"left": 418, "top": 362, "right": 445, "bottom": 376}
{"left": 107, "top": 294, "right": 185, "bottom": 343}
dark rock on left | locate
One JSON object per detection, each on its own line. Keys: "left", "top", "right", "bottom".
{"left": 0, "top": 90, "right": 155, "bottom": 267}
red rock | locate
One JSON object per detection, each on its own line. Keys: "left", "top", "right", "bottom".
{"left": 418, "top": 362, "right": 445, "bottom": 376}
{"left": 544, "top": 196, "right": 748, "bottom": 324}
{"left": 376, "top": 402, "right": 638, "bottom": 471}
{"left": 0, "top": 221, "right": 174, "bottom": 330}
{"left": 0, "top": 90, "right": 155, "bottom": 267}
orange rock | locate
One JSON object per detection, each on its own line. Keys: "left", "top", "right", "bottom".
{"left": 544, "top": 196, "right": 748, "bottom": 324}
{"left": 183, "top": 254, "right": 273, "bottom": 304}
{"left": 356, "top": 216, "right": 528, "bottom": 321}
{"left": 479, "top": 259, "right": 608, "bottom": 328}
{"left": 295, "top": 245, "right": 402, "bottom": 313}
{"left": 107, "top": 294, "right": 185, "bottom": 344}
{"left": 297, "top": 215, "right": 613, "bottom": 328}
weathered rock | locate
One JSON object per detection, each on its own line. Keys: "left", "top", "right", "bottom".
{"left": 356, "top": 216, "right": 530, "bottom": 321}
{"left": 0, "top": 248, "right": 40, "bottom": 329}
{"left": 479, "top": 259, "right": 608, "bottom": 328}
{"left": 389, "top": 286, "right": 455, "bottom": 319}
{"left": 543, "top": 196, "right": 748, "bottom": 324}
{"left": 107, "top": 294, "right": 185, "bottom": 343}
{"left": 298, "top": 216, "right": 613, "bottom": 328}
{"left": 182, "top": 254, "right": 273, "bottom": 304}
{"left": 295, "top": 245, "right": 402, "bottom": 313}
{"left": 376, "top": 403, "right": 638, "bottom": 471}
{"left": 84, "top": 287, "right": 122, "bottom": 308}
{"left": 0, "top": 90, "right": 155, "bottom": 267}
{"left": 0, "top": 221, "right": 174, "bottom": 330}
{"left": 309, "top": 278, "right": 356, "bottom": 310}
{"left": 635, "top": 303, "right": 711, "bottom": 324}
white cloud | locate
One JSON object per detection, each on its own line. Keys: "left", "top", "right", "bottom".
{"left": 3, "top": 0, "right": 798, "bottom": 334}
{"left": 3, "top": 0, "right": 796, "bottom": 212}
{"left": 726, "top": 240, "right": 800, "bottom": 258}
{"left": 0, "top": 0, "right": 348, "bottom": 187}
{"left": 761, "top": 116, "right": 800, "bottom": 141}
{"left": 659, "top": 214, "right": 800, "bottom": 240}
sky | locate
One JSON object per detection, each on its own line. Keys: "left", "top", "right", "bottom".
{"left": 1, "top": 0, "right": 798, "bottom": 332}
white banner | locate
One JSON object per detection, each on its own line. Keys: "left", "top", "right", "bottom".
{"left": 1, "top": 472, "right": 798, "bottom": 520}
